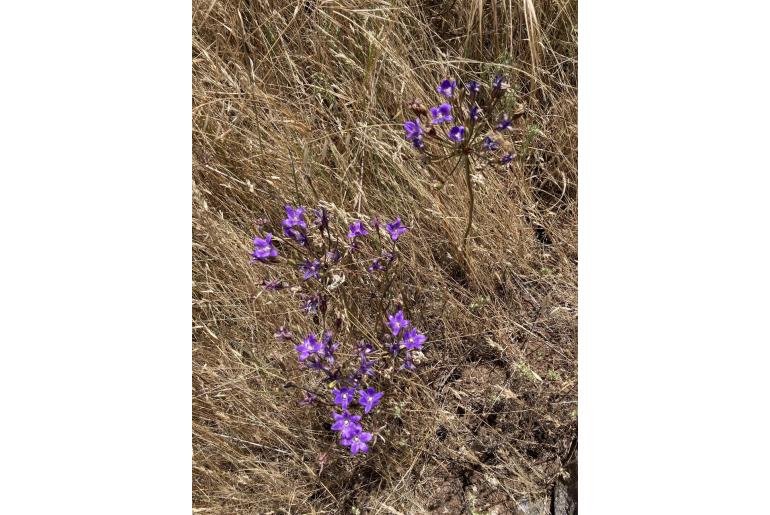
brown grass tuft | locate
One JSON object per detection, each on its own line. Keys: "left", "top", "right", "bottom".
{"left": 193, "top": 0, "right": 577, "bottom": 512}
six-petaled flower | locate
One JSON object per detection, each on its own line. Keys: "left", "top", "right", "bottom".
{"left": 331, "top": 411, "right": 362, "bottom": 439}
{"left": 251, "top": 233, "right": 278, "bottom": 261}
{"left": 332, "top": 387, "right": 356, "bottom": 410}
{"left": 282, "top": 205, "right": 307, "bottom": 229}
{"left": 469, "top": 105, "right": 481, "bottom": 121}
{"left": 357, "top": 387, "right": 384, "bottom": 414}
{"left": 448, "top": 125, "right": 465, "bottom": 143}
{"left": 402, "top": 328, "right": 426, "bottom": 351}
{"left": 387, "top": 309, "right": 410, "bottom": 336}
{"left": 385, "top": 218, "right": 408, "bottom": 241}
{"left": 347, "top": 220, "right": 369, "bottom": 239}
{"left": 295, "top": 333, "right": 322, "bottom": 361}
{"left": 436, "top": 79, "right": 456, "bottom": 98}
{"left": 429, "top": 103, "right": 453, "bottom": 124}
{"left": 301, "top": 259, "right": 321, "bottom": 280}
{"left": 403, "top": 119, "right": 423, "bottom": 141}
{"left": 341, "top": 427, "right": 373, "bottom": 455}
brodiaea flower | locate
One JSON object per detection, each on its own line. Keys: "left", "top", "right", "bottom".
{"left": 402, "top": 328, "right": 426, "bottom": 351}
{"left": 466, "top": 80, "right": 480, "bottom": 93}
{"left": 492, "top": 75, "right": 504, "bottom": 92}
{"left": 313, "top": 207, "right": 329, "bottom": 232}
{"left": 331, "top": 411, "right": 362, "bottom": 439}
{"left": 482, "top": 136, "right": 500, "bottom": 151}
{"left": 448, "top": 125, "right": 465, "bottom": 143}
{"left": 332, "top": 387, "right": 356, "bottom": 410}
{"left": 496, "top": 113, "right": 512, "bottom": 131}
{"left": 283, "top": 225, "right": 308, "bottom": 246}
{"left": 282, "top": 205, "right": 307, "bottom": 229}
{"left": 357, "top": 387, "right": 384, "bottom": 414}
{"left": 385, "top": 218, "right": 408, "bottom": 241}
{"left": 412, "top": 137, "right": 425, "bottom": 150}
{"left": 387, "top": 309, "right": 410, "bottom": 336}
{"left": 469, "top": 105, "right": 481, "bottom": 121}
{"left": 347, "top": 220, "right": 369, "bottom": 239}
{"left": 367, "top": 258, "right": 385, "bottom": 273}
{"left": 295, "top": 333, "right": 322, "bottom": 361}
{"left": 436, "top": 79, "right": 456, "bottom": 98}
{"left": 500, "top": 153, "right": 514, "bottom": 164}
{"left": 341, "top": 427, "right": 373, "bottom": 455}
{"left": 301, "top": 259, "right": 320, "bottom": 280}
{"left": 251, "top": 233, "right": 278, "bottom": 261}
{"left": 403, "top": 119, "right": 423, "bottom": 141}
{"left": 429, "top": 103, "right": 453, "bottom": 124}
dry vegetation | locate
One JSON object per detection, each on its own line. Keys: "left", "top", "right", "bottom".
{"left": 193, "top": 0, "right": 577, "bottom": 513}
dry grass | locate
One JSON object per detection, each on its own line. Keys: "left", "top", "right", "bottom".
{"left": 193, "top": 0, "right": 577, "bottom": 512}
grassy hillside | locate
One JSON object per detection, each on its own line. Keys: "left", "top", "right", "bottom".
{"left": 193, "top": 0, "right": 577, "bottom": 512}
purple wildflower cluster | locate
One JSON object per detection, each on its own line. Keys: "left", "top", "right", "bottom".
{"left": 402, "top": 75, "right": 521, "bottom": 166}
{"left": 250, "top": 203, "right": 425, "bottom": 455}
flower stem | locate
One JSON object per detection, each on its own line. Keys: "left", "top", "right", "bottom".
{"left": 461, "top": 155, "right": 474, "bottom": 251}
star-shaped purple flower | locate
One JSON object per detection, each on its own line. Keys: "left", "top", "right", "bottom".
{"left": 282, "top": 205, "right": 307, "bottom": 229}
{"left": 295, "top": 333, "right": 322, "bottom": 361}
{"left": 448, "top": 125, "right": 465, "bottom": 143}
{"left": 387, "top": 309, "right": 410, "bottom": 336}
{"left": 402, "top": 328, "right": 426, "bottom": 351}
{"left": 429, "top": 103, "right": 453, "bottom": 124}
{"left": 492, "top": 75, "right": 504, "bottom": 92}
{"left": 482, "top": 136, "right": 500, "bottom": 151}
{"left": 332, "top": 387, "right": 356, "bottom": 410}
{"left": 496, "top": 113, "right": 512, "bottom": 131}
{"left": 385, "top": 218, "right": 408, "bottom": 241}
{"left": 300, "top": 259, "right": 320, "bottom": 280}
{"left": 251, "top": 233, "right": 278, "bottom": 261}
{"left": 347, "top": 220, "right": 369, "bottom": 239}
{"left": 341, "top": 427, "right": 373, "bottom": 455}
{"left": 469, "top": 105, "right": 481, "bottom": 121}
{"left": 331, "top": 411, "right": 362, "bottom": 439}
{"left": 357, "top": 387, "right": 384, "bottom": 414}
{"left": 403, "top": 119, "right": 423, "bottom": 141}
{"left": 436, "top": 79, "right": 456, "bottom": 98}
{"left": 367, "top": 258, "right": 385, "bottom": 273}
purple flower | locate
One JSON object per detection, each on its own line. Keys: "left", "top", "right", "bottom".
{"left": 402, "top": 328, "right": 426, "bottom": 351}
{"left": 282, "top": 205, "right": 307, "bottom": 229}
{"left": 387, "top": 309, "right": 410, "bottom": 336}
{"left": 299, "top": 392, "right": 317, "bottom": 406}
{"left": 300, "top": 259, "right": 321, "bottom": 280}
{"left": 412, "top": 137, "right": 425, "bottom": 151}
{"left": 367, "top": 258, "right": 385, "bottom": 273}
{"left": 251, "top": 233, "right": 278, "bottom": 261}
{"left": 466, "top": 80, "right": 480, "bottom": 93}
{"left": 359, "top": 354, "right": 377, "bottom": 377}
{"left": 274, "top": 326, "right": 293, "bottom": 342}
{"left": 385, "top": 218, "right": 408, "bottom": 241}
{"left": 331, "top": 411, "right": 362, "bottom": 439}
{"left": 301, "top": 293, "right": 326, "bottom": 315}
{"left": 403, "top": 119, "right": 423, "bottom": 141}
{"left": 436, "top": 79, "right": 456, "bottom": 98}
{"left": 496, "top": 113, "right": 512, "bottom": 131}
{"left": 261, "top": 278, "right": 284, "bottom": 291}
{"left": 327, "top": 249, "right": 341, "bottom": 263}
{"left": 295, "top": 333, "right": 322, "bottom": 361}
{"left": 357, "top": 387, "right": 384, "bottom": 414}
{"left": 313, "top": 207, "right": 329, "bottom": 232}
{"left": 332, "top": 387, "right": 356, "bottom": 410}
{"left": 429, "top": 103, "right": 453, "bottom": 124}
{"left": 283, "top": 225, "right": 308, "bottom": 246}
{"left": 482, "top": 136, "right": 500, "bottom": 151}
{"left": 492, "top": 75, "right": 504, "bottom": 92}
{"left": 469, "top": 105, "right": 481, "bottom": 121}
{"left": 448, "top": 125, "right": 465, "bottom": 143}
{"left": 347, "top": 220, "right": 369, "bottom": 239}
{"left": 401, "top": 351, "right": 416, "bottom": 371}
{"left": 500, "top": 153, "right": 514, "bottom": 164}
{"left": 341, "top": 427, "right": 372, "bottom": 455}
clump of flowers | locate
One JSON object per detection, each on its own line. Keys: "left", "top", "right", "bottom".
{"left": 250, "top": 204, "right": 426, "bottom": 455}
{"left": 402, "top": 75, "right": 523, "bottom": 248}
